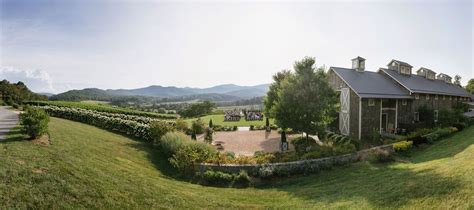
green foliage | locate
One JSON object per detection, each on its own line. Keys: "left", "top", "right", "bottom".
{"left": 200, "top": 170, "right": 234, "bottom": 186}
{"left": 393, "top": 141, "right": 413, "bottom": 153}
{"left": 465, "top": 78, "right": 474, "bottom": 94}
{"left": 169, "top": 142, "right": 217, "bottom": 176}
{"left": 178, "top": 101, "right": 216, "bottom": 118}
{"left": 208, "top": 119, "right": 213, "bottom": 128}
{"left": 0, "top": 80, "right": 47, "bottom": 105}
{"left": 199, "top": 170, "right": 251, "bottom": 187}
{"left": 291, "top": 136, "right": 319, "bottom": 154}
{"left": 20, "top": 106, "right": 50, "bottom": 139}
{"left": 369, "top": 148, "right": 394, "bottom": 163}
{"left": 191, "top": 118, "right": 205, "bottom": 134}
{"left": 265, "top": 57, "right": 337, "bottom": 136}
{"left": 158, "top": 132, "right": 191, "bottom": 156}
{"left": 418, "top": 105, "right": 435, "bottom": 127}
{"left": 27, "top": 101, "right": 178, "bottom": 119}
{"left": 175, "top": 118, "right": 189, "bottom": 132}
{"left": 150, "top": 121, "right": 176, "bottom": 143}
{"left": 203, "top": 127, "right": 214, "bottom": 144}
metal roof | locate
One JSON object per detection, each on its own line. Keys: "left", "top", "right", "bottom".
{"left": 330, "top": 67, "right": 412, "bottom": 99}
{"left": 381, "top": 68, "right": 472, "bottom": 97}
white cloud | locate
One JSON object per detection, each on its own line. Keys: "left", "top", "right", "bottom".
{"left": 0, "top": 66, "right": 56, "bottom": 93}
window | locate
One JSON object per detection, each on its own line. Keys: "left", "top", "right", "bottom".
{"left": 434, "top": 110, "right": 439, "bottom": 122}
{"left": 449, "top": 96, "right": 452, "bottom": 100}
{"left": 368, "top": 99, "right": 375, "bottom": 106}
{"left": 426, "top": 94, "right": 430, "bottom": 100}
{"left": 402, "top": 99, "right": 407, "bottom": 106}
{"left": 414, "top": 112, "right": 420, "bottom": 122}
{"left": 415, "top": 94, "right": 419, "bottom": 99}
{"left": 443, "top": 95, "right": 445, "bottom": 100}
{"left": 435, "top": 95, "right": 438, "bottom": 100}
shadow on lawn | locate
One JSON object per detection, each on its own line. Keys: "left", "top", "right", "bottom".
{"left": 0, "top": 127, "right": 29, "bottom": 143}
{"left": 124, "top": 141, "right": 180, "bottom": 179}
{"left": 261, "top": 162, "right": 463, "bottom": 208}
{"left": 408, "top": 127, "right": 474, "bottom": 164}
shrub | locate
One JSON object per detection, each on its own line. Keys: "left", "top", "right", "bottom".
{"left": 393, "top": 141, "right": 413, "bottom": 153}
{"left": 452, "top": 122, "right": 467, "bottom": 131}
{"left": 233, "top": 170, "right": 251, "bottom": 187}
{"left": 192, "top": 118, "right": 205, "bottom": 134}
{"left": 208, "top": 119, "right": 213, "bottom": 128}
{"left": 168, "top": 137, "right": 218, "bottom": 175}
{"left": 20, "top": 107, "right": 50, "bottom": 139}
{"left": 257, "top": 165, "right": 275, "bottom": 178}
{"left": 233, "top": 126, "right": 238, "bottom": 131}
{"left": 201, "top": 170, "right": 234, "bottom": 186}
{"left": 175, "top": 118, "right": 189, "bottom": 132}
{"left": 157, "top": 108, "right": 167, "bottom": 114}
{"left": 424, "top": 133, "right": 440, "bottom": 144}
{"left": 249, "top": 125, "right": 254, "bottom": 130}
{"left": 332, "top": 143, "right": 356, "bottom": 155}
{"left": 150, "top": 121, "right": 175, "bottom": 143}
{"left": 369, "top": 148, "right": 394, "bottom": 163}
{"left": 159, "top": 132, "right": 190, "bottom": 156}
{"left": 291, "top": 136, "right": 318, "bottom": 154}
{"left": 12, "top": 103, "right": 20, "bottom": 109}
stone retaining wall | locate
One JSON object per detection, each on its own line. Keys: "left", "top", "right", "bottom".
{"left": 198, "top": 144, "right": 394, "bottom": 175}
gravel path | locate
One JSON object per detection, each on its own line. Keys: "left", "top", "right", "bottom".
{"left": 0, "top": 106, "right": 19, "bottom": 140}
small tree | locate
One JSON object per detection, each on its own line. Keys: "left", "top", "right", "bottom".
{"left": 20, "top": 106, "right": 50, "bottom": 139}
{"left": 209, "top": 119, "right": 213, "bottom": 128}
{"left": 192, "top": 118, "right": 205, "bottom": 134}
{"left": 191, "top": 131, "right": 197, "bottom": 140}
{"left": 454, "top": 75, "right": 462, "bottom": 86}
{"left": 204, "top": 127, "right": 214, "bottom": 144}
{"left": 265, "top": 117, "right": 271, "bottom": 132}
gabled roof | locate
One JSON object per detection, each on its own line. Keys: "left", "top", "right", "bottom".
{"left": 417, "top": 67, "right": 436, "bottom": 74}
{"left": 387, "top": 59, "right": 413, "bottom": 67}
{"left": 330, "top": 67, "right": 411, "bottom": 99}
{"left": 380, "top": 68, "right": 472, "bottom": 97}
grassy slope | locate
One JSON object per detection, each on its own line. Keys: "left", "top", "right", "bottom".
{"left": 186, "top": 114, "right": 274, "bottom": 126}
{"left": 0, "top": 118, "right": 473, "bottom": 209}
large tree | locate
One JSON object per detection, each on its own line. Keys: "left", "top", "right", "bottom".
{"left": 265, "top": 57, "right": 337, "bottom": 139}
{"left": 465, "top": 79, "right": 474, "bottom": 94}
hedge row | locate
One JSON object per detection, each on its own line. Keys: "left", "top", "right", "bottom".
{"left": 26, "top": 101, "right": 178, "bottom": 119}
{"left": 40, "top": 105, "right": 157, "bottom": 141}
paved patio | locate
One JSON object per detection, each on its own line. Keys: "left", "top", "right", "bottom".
{"left": 199, "top": 130, "right": 295, "bottom": 156}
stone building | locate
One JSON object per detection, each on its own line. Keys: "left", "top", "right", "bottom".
{"left": 328, "top": 57, "right": 472, "bottom": 141}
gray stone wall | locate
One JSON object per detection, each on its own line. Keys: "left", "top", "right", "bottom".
{"left": 397, "top": 99, "right": 413, "bottom": 124}
{"left": 198, "top": 144, "right": 395, "bottom": 175}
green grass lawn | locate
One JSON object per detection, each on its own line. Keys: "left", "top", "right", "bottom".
{"left": 1, "top": 118, "right": 473, "bottom": 209}
{"left": 186, "top": 114, "right": 274, "bottom": 126}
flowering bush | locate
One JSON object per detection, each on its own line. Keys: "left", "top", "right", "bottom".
{"left": 20, "top": 106, "right": 50, "bottom": 139}
{"left": 40, "top": 105, "right": 156, "bottom": 141}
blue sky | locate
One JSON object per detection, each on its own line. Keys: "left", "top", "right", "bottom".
{"left": 0, "top": 0, "right": 472, "bottom": 93}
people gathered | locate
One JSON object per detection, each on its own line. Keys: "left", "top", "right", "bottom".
{"left": 244, "top": 111, "right": 264, "bottom": 121}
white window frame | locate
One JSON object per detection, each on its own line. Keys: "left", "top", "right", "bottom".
{"left": 414, "top": 112, "right": 419, "bottom": 122}
{"left": 426, "top": 94, "right": 430, "bottom": 100}
{"left": 368, "top": 99, "right": 375, "bottom": 106}
{"left": 402, "top": 99, "right": 407, "bottom": 106}
{"left": 435, "top": 95, "right": 438, "bottom": 100}
{"left": 443, "top": 95, "right": 445, "bottom": 100}
{"left": 434, "top": 110, "right": 439, "bottom": 122}
{"left": 415, "top": 94, "right": 419, "bottom": 99}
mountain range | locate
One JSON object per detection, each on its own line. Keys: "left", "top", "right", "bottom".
{"left": 50, "top": 84, "right": 270, "bottom": 102}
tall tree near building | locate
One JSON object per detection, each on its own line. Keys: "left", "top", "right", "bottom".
{"left": 265, "top": 57, "right": 337, "bottom": 139}
{"left": 454, "top": 75, "right": 462, "bottom": 86}
{"left": 465, "top": 79, "right": 474, "bottom": 94}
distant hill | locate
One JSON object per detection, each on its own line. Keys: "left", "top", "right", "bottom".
{"left": 106, "top": 83, "right": 270, "bottom": 99}
{"left": 50, "top": 88, "right": 116, "bottom": 101}
{"left": 0, "top": 80, "right": 48, "bottom": 104}
{"left": 51, "top": 84, "right": 270, "bottom": 102}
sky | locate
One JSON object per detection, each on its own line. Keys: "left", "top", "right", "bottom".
{"left": 0, "top": 0, "right": 472, "bottom": 93}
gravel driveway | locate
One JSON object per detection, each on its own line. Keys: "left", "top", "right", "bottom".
{"left": 0, "top": 106, "right": 19, "bottom": 140}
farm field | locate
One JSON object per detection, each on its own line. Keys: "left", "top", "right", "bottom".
{"left": 1, "top": 117, "right": 473, "bottom": 209}
{"left": 186, "top": 114, "right": 274, "bottom": 126}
